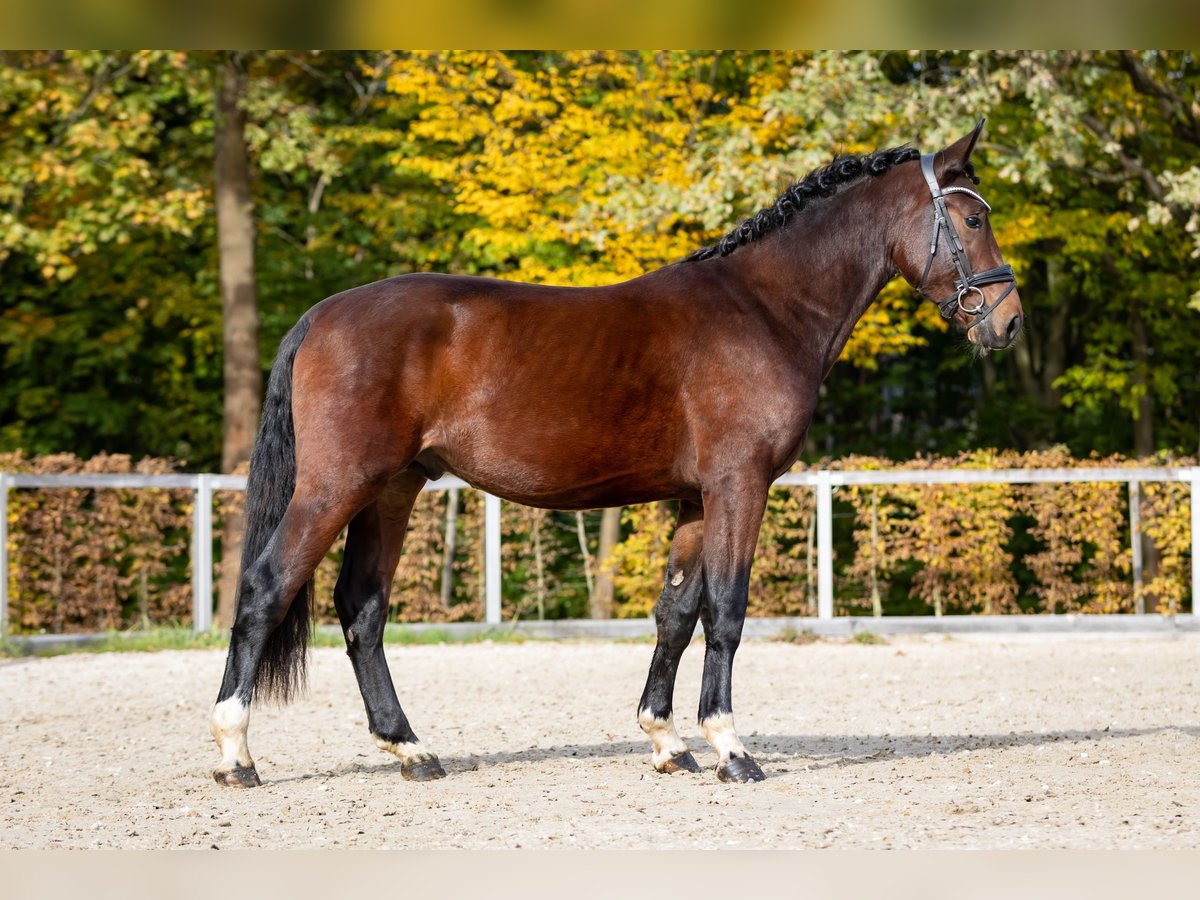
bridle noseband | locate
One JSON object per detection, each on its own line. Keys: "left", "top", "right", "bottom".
{"left": 915, "top": 153, "right": 1017, "bottom": 326}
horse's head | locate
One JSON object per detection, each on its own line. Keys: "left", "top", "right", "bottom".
{"left": 893, "top": 120, "right": 1023, "bottom": 351}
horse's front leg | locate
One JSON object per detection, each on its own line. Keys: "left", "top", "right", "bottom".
{"left": 697, "top": 473, "right": 770, "bottom": 783}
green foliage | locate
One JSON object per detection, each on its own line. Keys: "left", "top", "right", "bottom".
{"left": 850, "top": 630, "right": 886, "bottom": 645}
{"left": 772, "top": 625, "right": 819, "bottom": 645}
{"left": 0, "top": 623, "right": 533, "bottom": 658}
{"left": 0, "top": 628, "right": 232, "bottom": 658}
{"left": 0, "top": 51, "right": 220, "bottom": 463}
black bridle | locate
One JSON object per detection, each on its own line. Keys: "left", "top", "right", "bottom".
{"left": 915, "top": 152, "right": 1017, "bottom": 326}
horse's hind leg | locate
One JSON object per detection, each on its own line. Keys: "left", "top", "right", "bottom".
{"left": 334, "top": 470, "right": 446, "bottom": 780}
{"left": 211, "top": 475, "right": 379, "bottom": 787}
{"left": 637, "top": 499, "right": 705, "bottom": 774}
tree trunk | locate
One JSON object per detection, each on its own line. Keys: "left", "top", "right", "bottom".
{"left": 980, "top": 354, "right": 997, "bottom": 401}
{"left": 1130, "top": 304, "right": 1155, "bottom": 458}
{"left": 531, "top": 509, "right": 546, "bottom": 621}
{"left": 1130, "top": 303, "right": 1162, "bottom": 610}
{"left": 1011, "top": 337, "right": 1041, "bottom": 405}
{"left": 869, "top": 490, "right": 882, "bottom": 618}
{"left": 591, "top": 506, "right": 621, "bottom": 619}
{"left": 1011, "top": 252, "right": 1069, "bottom": 414}
{"left": 439, "top": 488, "right": 459, "bottom": 611}
{"left": 575, "top": 511, "right": 595, "bottom": 609}
{"left": 215, "top": 53, "right": 262, "bottom": 630}
{"left": 1040, "top": 256, "right": 1069, "bottom": 407}
{"left": 806, "top": 506, "right": 816, "bottom": 616}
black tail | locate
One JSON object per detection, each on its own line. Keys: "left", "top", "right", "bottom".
{"left": 238, "top": 316, "right": 313, "bottom": 704}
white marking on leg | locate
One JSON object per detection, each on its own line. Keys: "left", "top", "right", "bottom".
{"left": 211, "top": 695, "right": 254, "bottom": 771}
{"left": 638, "top": 707, "right": 690, "bottom": 770}
{"left": 374, "top": 735, "right": 437, "bottom": 765}
{"left": 701, "top": 712, "right": 748, "bottom": 764}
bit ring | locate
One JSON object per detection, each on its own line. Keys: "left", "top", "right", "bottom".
{"left": 957, "top": 285, "right": 986, "bottom": 315}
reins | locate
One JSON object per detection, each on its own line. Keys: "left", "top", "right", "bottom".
{"left": 914, "top": 153, "right": 1017, "bottom": 326}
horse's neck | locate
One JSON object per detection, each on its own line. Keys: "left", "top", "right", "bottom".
{"left": 723, "top": 185, "right": 899, "bottom": 373}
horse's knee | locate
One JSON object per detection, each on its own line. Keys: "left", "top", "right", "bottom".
{"left": 656, "top": 562, "right": 702, "bottom": 621}
{"left": 656, "top": 580, "right": 698, "bottom": 621}
{"left": 340, "top": 584, "right": 389, "bottom": 653}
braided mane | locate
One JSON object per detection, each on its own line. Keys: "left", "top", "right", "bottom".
{"left": 685, "top": 145, "right": 931, "bottom": 262}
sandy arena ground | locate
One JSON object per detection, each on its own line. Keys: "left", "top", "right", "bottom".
{"left": 2, "top": 635, "right": 1198, "bottom": 849}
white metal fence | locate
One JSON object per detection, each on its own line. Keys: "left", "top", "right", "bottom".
{"left": 0, "top": 465, "right": 1197, "bottom": 638}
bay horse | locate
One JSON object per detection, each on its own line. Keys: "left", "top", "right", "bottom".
{"left": 211, "top": 121, "right": 1022, "bottom": 787}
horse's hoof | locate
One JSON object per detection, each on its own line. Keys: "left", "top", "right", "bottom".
{"left": 213, "top": 765, "right": 262, "bottom": 788}
{"left": 660, "top": 751, "right": 702, "bottom": 774}
{"left": 401, "top": 756, "right": 447, "bottom": 781}
{"left": 716, "top": 754, "right": 765, "bottom": 784}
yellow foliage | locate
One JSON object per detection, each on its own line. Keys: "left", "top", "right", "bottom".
{"left": 1016, "top": 449, "right": 1133, "bottom": 614}
{"left": 1142, "top": 475, "right": 1194, "bottom": 615}
{"left": 609, "top": 502, "right": 675, "bottom": 618}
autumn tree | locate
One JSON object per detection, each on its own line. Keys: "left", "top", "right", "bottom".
{"left": 0, "top": 51, "right": 219, "bottom": 462}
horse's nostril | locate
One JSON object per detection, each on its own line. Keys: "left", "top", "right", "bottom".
{"left": 1006, "top": 314, "right": 1022, "bottom": 343}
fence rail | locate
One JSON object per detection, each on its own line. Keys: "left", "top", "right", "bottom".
{"left": 1, "top": 466, "right": 1197, "bottom": 638}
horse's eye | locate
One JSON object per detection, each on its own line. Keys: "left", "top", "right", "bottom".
{"left": 965, "top": 215, "right": 982, "bottom": 229}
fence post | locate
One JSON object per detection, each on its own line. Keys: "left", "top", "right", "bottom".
{"left": 192, "top": 474, "right": 214, "bottom": 633}
{"left": 1129, "top": 480, "right": 1144, "bottom": 614}
{"left": 1191, "top": 469, "right": 1200, "bottom": 619}
{"left": 816, "top": 471, "right": 834, "bottom": 621}
{"left": 0, "top": 472, "right": 8, "bottom": 639}
{"left": 484, "top": 493, "right": 502, "bottom": 625}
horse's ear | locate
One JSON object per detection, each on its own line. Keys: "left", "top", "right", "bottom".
{"left": 936, "top": 118, "right": 985, "bottom": 179}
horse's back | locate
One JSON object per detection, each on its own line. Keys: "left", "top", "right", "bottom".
{"left": 289, "top": 271, "right": 712, "bottom": 506}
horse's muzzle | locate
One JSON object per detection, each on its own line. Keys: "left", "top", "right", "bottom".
{"left": 969, "top": 295, "right": 1023, "bottom": 350}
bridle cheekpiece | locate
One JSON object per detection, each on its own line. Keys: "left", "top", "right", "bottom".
{"left": 915, "top": 152, "right": 1017, "bottom": 326}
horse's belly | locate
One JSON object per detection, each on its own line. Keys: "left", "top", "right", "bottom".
{"left": 425, "top": 421, "right": 693, "bottom": 510}
{"left": 456, "top": 473, "right": 690, "bottom": 511}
